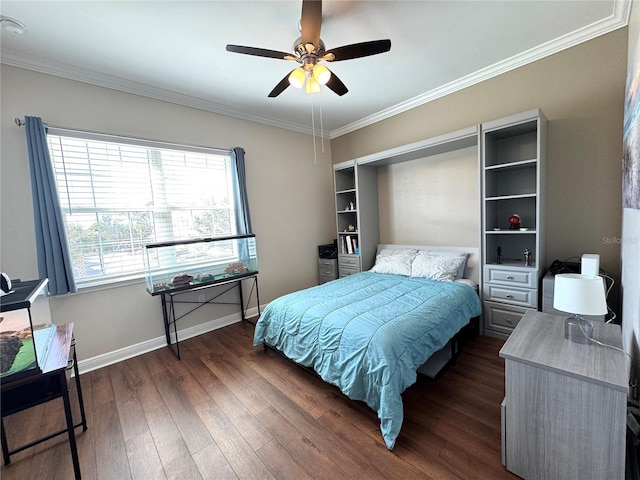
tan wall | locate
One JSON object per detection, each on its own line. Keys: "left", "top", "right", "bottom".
{"left": 0, "top": 66, "right": 335, "bottom": 362}
{"left": 377, "top": 146, "right": 479, "bottom": 247}
{"left": 331, "top": 29, "right": 628, "bottom": 314}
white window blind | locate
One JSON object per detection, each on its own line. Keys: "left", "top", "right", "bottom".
{"left": 46, "top": 128, "right": 236, "bottom": 288}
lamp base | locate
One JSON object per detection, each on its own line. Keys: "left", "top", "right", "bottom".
{"left": 564, "top": 316, "right": 593, "bottom": 344}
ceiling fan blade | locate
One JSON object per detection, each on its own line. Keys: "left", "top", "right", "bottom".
{"left": 300, "top": 0, "right": 322, "bottom": 48}
{"left": 268, "top": 71, "right": 294, "bottom": 97}
{"left": 325, "top": 69, "right": 348, "bottom": 96}
{"left": 324, "top": 39, "right": 391, "bottom": 62}
{"left": 226, "top": 44, "right": 295, "bottom": 60}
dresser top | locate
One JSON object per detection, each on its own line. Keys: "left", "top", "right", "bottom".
{"left": 499, "top": 310, "right": 628, "bottom": 392}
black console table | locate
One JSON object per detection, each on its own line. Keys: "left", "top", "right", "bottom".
{"left": 1, "top": 323, "right": 87, "bottom": 479}
{"left": 151, "top": 273, "right": 260, "bottom": 359}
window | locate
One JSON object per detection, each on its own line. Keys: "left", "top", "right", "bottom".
{"left": 46, "top": 128, "right": 239, "bottom": 288}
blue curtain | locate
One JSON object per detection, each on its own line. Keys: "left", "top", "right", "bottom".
{"left": 231, "top": 147, "right": 253, "bottom": 234}
{"left": 25, "top": 116, "right": 76, "bottom": 295}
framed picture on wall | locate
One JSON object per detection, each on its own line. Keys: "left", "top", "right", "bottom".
{"left": 623, "top": 18, "right": 640, "bottom": 210}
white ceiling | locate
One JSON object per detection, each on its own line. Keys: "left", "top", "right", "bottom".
{"left": 0, "top": 1, "right": 630, "bottom": 138}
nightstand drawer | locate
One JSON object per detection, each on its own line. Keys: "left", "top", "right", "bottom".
{"left": 484, "top": 284, "right": 537, "bottom": 308}
{"left": 339, "top": 267, "right": 359, "bottom": 278}
{"left": 338, "top": 254, "right": 360, "bottom": 268}
{"left": 318, "top": 258, "right": 337, "bottom": 277}
{"left": 339, "top": 254, "right": 360, "bottom": 278}
{"left": 484, "top": 301, "right": 530, "bottom": 333}
{"left": 484, "top": 266, "right": 536, "bottom": 288}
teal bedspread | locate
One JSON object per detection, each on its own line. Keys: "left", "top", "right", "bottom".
{"left": 253, "top": 271, "right": 482, "bottom": 449}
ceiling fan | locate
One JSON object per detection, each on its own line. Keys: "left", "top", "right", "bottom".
{"left": 226, "top": 0, "right": 391, "bottom": 98}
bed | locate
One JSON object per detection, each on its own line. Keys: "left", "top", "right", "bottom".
{"left": 253, "top": 245, "right": 482, "bottom": 449}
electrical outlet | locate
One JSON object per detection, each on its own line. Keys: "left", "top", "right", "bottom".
{"left": 198, "top": 294, "right": 205, "bottom": 303}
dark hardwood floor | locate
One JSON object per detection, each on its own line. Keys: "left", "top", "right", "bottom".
{"left": 1, "top": 321, "right": 518, "bottom": 479}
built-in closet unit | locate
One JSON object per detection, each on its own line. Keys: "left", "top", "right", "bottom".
{"left": 481, "top": 109, "right": 547, "bottom": 338}
{"left": 333, "top": 108, "right": 547, "bottom": 339}
{"left": 333, "top": 161, "right": 379, "bottom": 277}
{"left": 333, "top": 127, "right": 479, "bottom": 278}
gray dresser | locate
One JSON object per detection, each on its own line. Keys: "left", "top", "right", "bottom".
{"left": 499, "top": 310, "right": 627, "bottom": 480}
{"left": 318, "top": 258, "right": 338, "bottom": 284}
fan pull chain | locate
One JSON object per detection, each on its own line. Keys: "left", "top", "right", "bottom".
{"left": 319, "top": 93, "right": 325, "bottom": 155}
{"left": 310, "top": 94, "right": 317, "bottom": 164}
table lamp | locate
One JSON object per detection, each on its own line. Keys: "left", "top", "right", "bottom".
{"left": 553, "top": 273, "right": 607, "bottom": 344}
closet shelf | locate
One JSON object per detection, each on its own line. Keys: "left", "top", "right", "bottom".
{"left": 485, "top": 193, "right": 536, "bottom": 201}
{"left": 484, "top": 158, "right": 537, "bottom": 170}
{"left": 485, "top": 229, "right": 536, "bottom": 234}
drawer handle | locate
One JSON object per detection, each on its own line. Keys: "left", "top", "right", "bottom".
{"left": 506, "top": 295, "right": 514, "bottom": 298}
{"left": 506, "top": 318, "right": 513, "bottom": 324}
{"left": 506, "top": 276, "right": 514, "bottom": 280}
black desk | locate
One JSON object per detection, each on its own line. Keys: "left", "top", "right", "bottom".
{"left": 1, "top": 280, "right": 87, "bottom": 480}
{"left": 152, "top": 273, "right": 260, "bottom": 359}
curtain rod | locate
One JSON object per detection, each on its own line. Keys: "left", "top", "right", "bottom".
{"left": 15, "top": 117, "right": 53, "bottom": 128}
{"left": 14, "top": 117, "right": 233, "bottom": 155}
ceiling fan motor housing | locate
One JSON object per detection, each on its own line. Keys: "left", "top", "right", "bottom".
{"left": 293, "top": 37, "right": 326, "bottom": 69}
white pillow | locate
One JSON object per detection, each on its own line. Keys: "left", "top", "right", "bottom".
{"left": 370, "top": 250, "right": 417, "bottom": 276}
{"left": 377, "top": 248, "right": 418, "bottom": 257}
{"left": 423, "top": 250, "right": 469, "bottom": 280}
{"left": 411, "top": 254, "right": 467, "bottom": 282}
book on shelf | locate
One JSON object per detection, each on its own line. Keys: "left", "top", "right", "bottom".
{"left": 341, "top": 235, "right": 358, "bottom": 255}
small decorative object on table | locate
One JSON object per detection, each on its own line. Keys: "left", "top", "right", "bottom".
{"left": 225, "top": 262, "right": 248, "bottom": 275}
{"left": 196, "top": 273, "right": 215, "bottom": 282}
{"left": 347, "top": 224, "right": 355, "bottom": 232}
{"left": 0, "top": 272, "right": 11, "bottom": 293}
{"left": 153, "top": 282, "right": 168, "bottom": 292}
{"left": 524, "top": 248, "right": 532, "bottom": 266}
{"left": 508, "top": 213, "right": 521, "bottom": 229}
{"left": 171, "top": 273, "right": 193, "bottom": 287}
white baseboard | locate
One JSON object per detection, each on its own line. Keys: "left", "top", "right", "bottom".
{"left": 77, "top": 306, "right": 261, "bottom": 375}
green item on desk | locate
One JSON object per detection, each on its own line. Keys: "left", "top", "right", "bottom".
{"left": 0, "top": 338, "right": 36, "bottom": 378}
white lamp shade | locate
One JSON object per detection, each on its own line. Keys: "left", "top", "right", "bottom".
{"left": 553, "top": 273, "right": 607, "bottom": 315}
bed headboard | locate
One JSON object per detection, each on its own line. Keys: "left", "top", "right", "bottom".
{"left": 376, "top": 244, "right": 480, "bottom": 284}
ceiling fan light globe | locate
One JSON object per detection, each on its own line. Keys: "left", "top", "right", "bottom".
{"left": 313, "top": 64, "right": 331, "bottom": 85}
{"left": 288, "top": 67, "right": 306, "bottom": 89}
{"left": 306, "top": 75, "right": 320, "bottom": 94}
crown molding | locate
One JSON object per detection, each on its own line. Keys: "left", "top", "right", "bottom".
{"left": 1, "top": 50, "right": 317, "bottom": 136}
{"left": 329, "top": 0, "right": 631, "bottom": 139}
